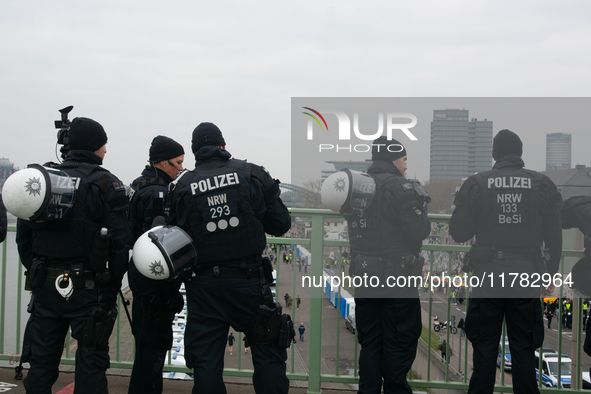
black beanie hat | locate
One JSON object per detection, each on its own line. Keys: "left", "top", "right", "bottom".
{"left": 149, "top": 135, "right": 185, "bottom": 162}
{"left": 492, "top": 129, "right": 523, "bottom": 161}
{"left": 191, "top": 122, "right": 226, "bottom": 153}
{"left": 371, "top": 136, "right": 407, "bottom": 162}
{"left": 69, "top": 117, "right": 108, "bottom": 152}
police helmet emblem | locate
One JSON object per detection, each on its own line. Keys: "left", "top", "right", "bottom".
{"left": 149, "top": 260, "right": 165, "bottom": 276}
{"left": 25, "top": 177, "right": 42, "bottom": 197}
{"left": 333, "top": 177, "right": 346, "bottom": 193}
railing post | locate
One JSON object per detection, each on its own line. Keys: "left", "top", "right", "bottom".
{"left": 0, "top": 239, "right": 7, "bottom": 352}
{"left": 307, "top": 212, "right": 324, "bottom": 394}
{"left": 1, "top": 215, "right": 588, "bottom": 392}
{"left": 574, "top": 298, "right": 582, "bottom": 390}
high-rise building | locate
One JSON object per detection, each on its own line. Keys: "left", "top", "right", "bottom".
{"left": 430, "top": 109, "right": 492, "bottom": 181}
{"left": 546, "top": 133, "right": 571, "bottom": 171}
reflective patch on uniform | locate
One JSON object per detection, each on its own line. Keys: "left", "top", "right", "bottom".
{"left": 205, "top": 217, "right": 243, "bottom": 233}
{"left": 218, "top": 219, "right": 228, "bottom": 230}
{"left": 402, "top": 183, "right": 413, "bottom": 190}
{"left": 197, "top": 188, "right": 245, "bottom": 234}
{"left": 190, "top": 172, "right": 240, "bottom": 195}
{"left": 494, "top": 191, "right": 525, "bottom": 225}
{"left": 487, "top": 176, "right": 532, "bottom": 189}
{"left": 415, "top": 208, "right": 422, "bottom": 215}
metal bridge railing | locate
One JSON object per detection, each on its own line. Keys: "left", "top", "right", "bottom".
{"left": 0, "top": 210, "right": 587, "bottom": 393}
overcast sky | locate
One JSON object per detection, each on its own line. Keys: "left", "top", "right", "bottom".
{"left": 1, "top": 1, "right": 590, "bottom": 187}
{"left": 290, "top": 97, "right": 590, "bottom": 185}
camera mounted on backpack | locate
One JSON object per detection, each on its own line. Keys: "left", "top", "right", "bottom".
{"left": 54, "top": 106, "right": 74, "bottom": 160}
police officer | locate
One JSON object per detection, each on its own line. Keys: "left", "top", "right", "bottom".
{"left": 0, "top": 198, "right": 6, "bottom": 243}
{"left": 561, "top": 195, "right": 591, "bottom": 337}
{"left": 559, "top": 195, "right": 591, "bottom": 375}
{"left": 15, "top": 117, "right": 131, "bottom": 393}
{"left": 343, "top": 136, "right": 431, "bottom": 394}
{"left": 167, "top": 122, "right": 291, "bottom": 393}
{"left": 561, "top": 195, "right": 591, "bottom": 243}
{"left": 565, "top": 299, "right": 573, "bottom": 329}
{"left": 450, "top": 129, "right": 562, "bottom": 394}
{"left": 127, "top": 136, "right": 185, "bottom": 394}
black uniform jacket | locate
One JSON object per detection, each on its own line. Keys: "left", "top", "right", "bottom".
{"left": 449, "top": 155, "right": 562, "bottom": 275}
{"left": 128, "top": 166, "right": 173, "bottom": 241}
{"left": 16, "top": 151, "right": 131, "bottom": 292}
{"left": 0, "top": 198, "right": 7, "bottom": 243}
{"left": 128, "top": 165, "right": 180, "bottom": 298}
{"left": 362, "top": 160, "right": 431, "bottom": 257}
{"left": 168, "top": 146, "right": 291, "bottom": 251}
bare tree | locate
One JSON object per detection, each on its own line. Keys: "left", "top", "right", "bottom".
{"left": 422, "top": 179, "right": 461, "bottom": 214}
{"left": 301, "top": 179, "right": 324, "bottom": 208}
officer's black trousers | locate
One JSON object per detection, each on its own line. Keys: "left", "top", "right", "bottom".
{"left": 23, "top": 277, "right": 110, "bottom": 394}
{"left": 128, "top": 295, "right": 174, "bottom": 394}
{"left": 185, "top": 276, "right": 289, "bottom": 394}
{"left": 355, "top": 297, "right": 422, "bottom": 394}
{"left": 466, "top": 298, "right": 544, "bottom": 394}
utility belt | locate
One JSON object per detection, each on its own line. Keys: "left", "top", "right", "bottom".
{"left": 46, "top": 267, "right": 96, "bottom": 289}
{"left": 463, "top": 245, "right": 548, "bottom": 274}
{"left": 192, "top": 256, "right": 263, "bottom": 279}
{"left": 24, "top": 258, "right": 109, "bottom": 315}
{"left": 349, "top": 253, "right": 424, "bottom": 278}
{"left": 192, "top": 264, "right": 262, "bottom": 279}
{"left": 26, "top": 228, "right": 113, "bottom": 293}
{"left": 25, "top": 259, "right": 106, "bottom": 292}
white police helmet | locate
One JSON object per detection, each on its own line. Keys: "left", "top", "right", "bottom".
{"left": 132, "top": 225, "right": 197, "bottom": 281}
{"left": 321, "top": 169, "right": 375, "bottom": 214}
{"left": 1, "top": 164, "right": 76, "bottom": 221}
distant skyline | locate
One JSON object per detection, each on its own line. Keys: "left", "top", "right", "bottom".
{"left": 1, "top": 2, "right": 590, "bottom": 187}
{"left": 546, "top": 133, "right": 572, "bottom": 171}
{"left": 291, "top": 98, "right": 590, "bottom": 187}
{"left": 429, "top": 109, "right": 493, "bottom": 182}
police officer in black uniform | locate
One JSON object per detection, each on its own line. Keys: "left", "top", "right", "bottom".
{"left": 167, "top": 122, "right": 291, "bottom": 393}
{"left": 343, "top": 136, "right": 431, "bottom": 394}
{"left": 560, "top": 195, "right": 591, "bottom": 360}
{"left": 16, "top": 117, "right": 131, "bottom": 394}
{"left": 0, "top": 198, "right": 7, "bottom": 243}
{"left": 450, "top": 129, "right": 562, "bottom": 394}
{"left": 127, "top": 136, "right": 185, "bottom": 394}
{"left": 561, "top": 196, "right": 591, "bottom": 240}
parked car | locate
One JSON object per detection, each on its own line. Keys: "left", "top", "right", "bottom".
{"left": 535, "top": 349, "right": 571, "bottom": 388}
{"left": 271, "top": 287, "right": 277, "bottom": 302}
{"left": 345, "top": 315, "right": 356, "bottom": 334}
{"left": 324, "top": 232, "right": 347, "bottom": 241}
{"left": 496, "top": 338, "right": 511, "bottom": 370}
